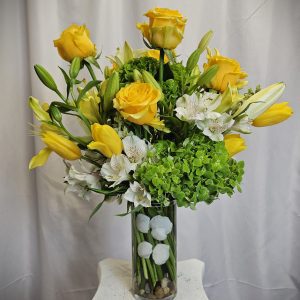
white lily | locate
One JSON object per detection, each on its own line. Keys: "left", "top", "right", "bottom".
{"left": 101, "top": 154, "right": 134, "bottom": 187}
{"left": 196, "top": 113, "right": 234, "bottom": 141}
{"left": 233, "top": 82, "right": 285, "bottom": 119}
{"left": 122, "top": 181, "right": 151, "bottom": 207}
{"left": 175, "top": 92, "right": 221, "bottom": 122}
{"left": 231, "top": 115, "right": 252, "bottom": 134}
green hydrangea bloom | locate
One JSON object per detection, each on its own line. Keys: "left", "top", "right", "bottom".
{"left": 135, "top": 133, "right": 244, "bottom": 208}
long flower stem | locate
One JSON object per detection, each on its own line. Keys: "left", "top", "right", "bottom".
{"left": 159, "top": 48, "right": 164, "bottom": 86}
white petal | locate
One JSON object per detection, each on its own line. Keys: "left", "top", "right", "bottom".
{"left": 136, "top": 214, "right": 150, "bottom": 233}
{"left": 123, "top": 135, "right": 148, "bottom": 164}
{"left": 138, "top": 241, "right": 153, "bottom": 259}
{"left": 150, "top": 216, "right": 173, "bottom": 234}
{"left": 151, "top": 228, "right": 168, "bottom": 241}
{"left": 152, "top": 244, "right": 170, "bottom": 265}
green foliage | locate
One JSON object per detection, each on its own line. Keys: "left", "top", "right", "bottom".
{"left": 162, "top": 79, "right": 181, "bottom": 107}
{"left": 119, "top": 57, "right": 159, "bottom": 83}
{"left": 135, "top": 133, "right": 244, "bottom": 208}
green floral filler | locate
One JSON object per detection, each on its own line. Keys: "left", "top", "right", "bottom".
{"left": 135, "top": 133, "right": 244, "bottom": 208}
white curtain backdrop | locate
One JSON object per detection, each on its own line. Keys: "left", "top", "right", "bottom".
{"left": 1, "top": 0, "right": 299, "bottom": 299}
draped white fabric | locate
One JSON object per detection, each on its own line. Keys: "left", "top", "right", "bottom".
{"left": 1, "top": 0, "right": 300, "bottom": 299}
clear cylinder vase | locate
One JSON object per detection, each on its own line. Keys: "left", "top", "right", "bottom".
{"left": 131, "top": 202, "right": 177, "bottom": 299}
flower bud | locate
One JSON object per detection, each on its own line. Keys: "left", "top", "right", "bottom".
{"left": 224, "top": 134, "right": 247, "bottom": 157}
{"left": 50, "top": 106, "right": 62, "bottom": 123}
{"left": 103, "top": 72, "right": 119, "bottom": 112}
{"left": 34, "top": 64, "right": 57, "bottom": 91}
{"left": 69, "top": 57, "right": 81, "bottom": 79}
{"left": 133, "top": 69, "right": 143, "bottom": 82}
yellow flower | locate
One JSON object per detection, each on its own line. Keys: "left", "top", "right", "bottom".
{"left": 137, "top": 7, "right": 187, "bottom": 50}
{"left": 79, "top": 89, "right": 101, "bottom": 123}
{"left": 28, "top": 97, "right": 51, "bottom": 122}
{"left": 145, "top": 49, "right": 169, "bottom": 63}
{"left": 54, "top": 24, "right": 96, "bottom": 62}
{"left": 224, "top": 134, "right": 247, "bottom": 157}
{"left": 29, "top": 131, "right": 81, "bottom": 170}
{"left": 203, "top": 49, "right": 248, "bottom": 92}
{"left": 114, "top": 82, "right": 164, "bottom": 129}
{"left": 88, "top": 124, "right": 122, "bottom": 158}
{"left": 252, "top": 102, "right": 293, "bottom": 127}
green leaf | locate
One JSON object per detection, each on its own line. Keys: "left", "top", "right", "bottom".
{"left": 89, "top": 200, "right": 105, "bottom": 221}
{"left": 77, "top": 80, "right": 101, "bottom": 103}
{"left": 197, "top": 65, "right": 219, "bottom": 87}
{"left": 58, "top": 67, "right": 71, "bottom": 97}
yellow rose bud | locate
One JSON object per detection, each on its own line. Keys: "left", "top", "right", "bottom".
{"left": 252, "top": 102, "right": 293, "bottom": 127}
{"left": 54, "top": 24, "right": 96, "bottom": 62}
{"left": 137, "top": 7, "right": 187, "bottom": 50}
{"left": 42, "top": 131, "right": 81, "bottom": 160}
{"left": 88, "top": 124, "right": 122, "bottom": 158}
{"left": 224, "top": 134, "right": 247, "bottom": 157}
{"left": 203, "top": 49, "right": 248, "bottom": 92}
{"left": 114, "top": 82, "right": 161, "bottom": 126}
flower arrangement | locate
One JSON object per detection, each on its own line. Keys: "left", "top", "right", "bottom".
{"left": 28, "top": 7, "right": 292, "bottom": 299}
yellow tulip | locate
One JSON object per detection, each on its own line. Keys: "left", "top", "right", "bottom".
{"left": 203, "top": 49, "right": 248, "bottom": 92}
{"left": 137, "top": 8, "right": 187, "bottom": 50}
{"left": 54, "top": 24, "right": 96, "bottom": 62}
{"left": 224, "top": 134, "right": 247, "bottom": 157}
{"left": 88, "top": 124, "right": 122, "bottom": 158}
{"left": 252, "top": 102, "right": 293, "bottom": 127}
{"left": 79, "top": 90, "right": 101, "bottom": 123}
{"left": 114, "top": 82, "right": 161, "bottom": 126}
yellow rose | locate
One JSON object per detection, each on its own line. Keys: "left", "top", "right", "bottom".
{"left": 145, "top": 49, "right": 169, "bottom": 63}
{"left": 203, "top": 49, "right": 248, "bottom": 92}
{"left": 114, "top": 82, "right": 163, "bottom": 128}
{"left": 137, "top": 7, "right": 187, "bottom": 50}
{"left": 88, "top": 124, "right": 123, "bottom": 158}
{"left": 54, "top": 24, "right": 96, "bottom": 62}
{"left": 224, "top": 134, "right": 247, "bottom": 157}
{"left": 252, "top": 102, "right": 293, "bottom": 127}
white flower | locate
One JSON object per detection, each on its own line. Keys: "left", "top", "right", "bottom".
{"left": 152, "top": 244, "right": 170, "bottom": 265}
{"left": 100, "top": 154, "right": 135, "bottom": 187}
{"left": 122, "top": 135, "right": 149, "bottom": 166}
{"left": 196, "top": 113, "right": 234, "bottom": 141}
{"left": 122, "top": 181, "right": 151, "bottom": 207}
{"left": 136, "top": 214, "right": 150, "bottom": 233}
{"left": 175, "top": 92, "right": 221, "bottom": 122}
{"left": 138, "top": 241, "right": 153, "bottom": 259}
{"left": 231, "top": 115, "right": 252, "bottom": 134}
{"left": 64, "top": 164, "right": 101, "bottom": 200}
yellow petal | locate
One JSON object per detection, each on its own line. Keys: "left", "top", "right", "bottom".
{"left": 28, "top": 97, "right": 51, "bottom": 122}
{"left": 252, "top": 102, "right": 293, "bottom": 127}
{"left": 224, "top": 134, "right": 247, "bottom": 157}
{"left": 87, "top": 141, "right": 113, "bottom": 158}
{"left": 29, "top": 147, "right": 52, "bottom": 170}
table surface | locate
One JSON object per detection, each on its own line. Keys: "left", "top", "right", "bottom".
{"left": 92, "top": 258, "right": 209, "bottom": 300}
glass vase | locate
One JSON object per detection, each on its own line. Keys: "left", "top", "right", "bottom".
{"left": 131, "top": 202, "right": 177, "bottom": 299}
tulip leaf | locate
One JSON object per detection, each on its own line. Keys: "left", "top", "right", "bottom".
{"left": 77, "top": 80, "right": 101, "bottom": 103}
{"left": 58, "top": 67, "right": 71, "bottom": 98}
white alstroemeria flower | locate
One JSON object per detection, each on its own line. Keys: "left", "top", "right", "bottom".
{"left": 231, "top": 115, "right": 252, "bottom": 134}
{"left": 101, "top": 154, "right": 134, "bottom": 187}
{"left": 175, "top": 92, "right": 221, "bottom": 122}
{"left": 138, "top": 241, "right": 153, "bottom": 259}
{"left": 152, "top": 244, "right": 170, "bottom": 265}
{"left": 196, "top": 113, "right": 234, "bottom": 141}
{"left": 122, "top": 182, "right": 151, "bottom": 207}
{"left": 64, "top": 165, "right": 101, "bottom": 200}
{"left": 122, "top": 135, "right": 149, "bottom": 167}
{"left": 136, "top": 214, "right": 150, "bottom": 233}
